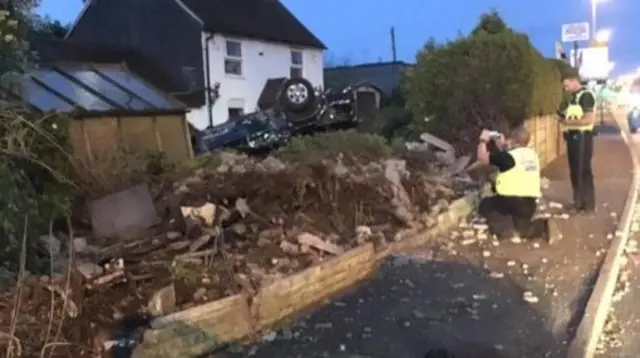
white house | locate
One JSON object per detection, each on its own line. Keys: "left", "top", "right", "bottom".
{"left": 65, "top": 0, "right": 326, "bottom": 129}
{"left": 189, "top": 32, "right": 325, "bottom": 129}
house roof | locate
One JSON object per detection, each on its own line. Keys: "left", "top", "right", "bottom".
{"left": 324, "top": 61, "right": 412, "bottom": 96}
{"left": 28, "top": 34, "right": 203, "bottom": 107}
{"left": 179, "top": 0, "right": 326, "bottom": 49}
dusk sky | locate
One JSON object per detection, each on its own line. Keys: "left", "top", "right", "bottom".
{"left": 37, "top": 0, "right": 639, "bottom": 76}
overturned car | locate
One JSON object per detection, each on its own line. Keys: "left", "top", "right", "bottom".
{"left": 198, "top": 77, "right": 380, "bottom": 154}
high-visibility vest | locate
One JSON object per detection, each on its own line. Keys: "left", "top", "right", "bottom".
{"left": 563, "top": 89, "right": 595, "bottom": 132}
{"left": 495, "top": 147, "right": 542, "bottom": 198}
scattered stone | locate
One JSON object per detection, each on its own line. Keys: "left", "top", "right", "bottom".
{"left": 297, "top": 232, "right": 344, "bottom": 255}
{"left": 235, "top": 198, "right": 251, "bottom": 217}
{"left": 40, "top": 234, "right": 61, "bottom": 257}
{"left": 76, "top": 262, "right": 104, "bottom": 279}
{"left": 148, "top": 283, "right": 176, "bottom": 316}
{"left": 262, "top": 331, "right": 277, "bottom": 342}
{"left": 462, "top": 230, "right": 475, "bottom": 238}
{"left": 279, "top": 240, "right": 300, "bottom": 254}
{"left": 548, "top": 201, "right": 563, "bottom": 209}
{"left": 166, "top": 231, "right": 181, "bottom": 240}
{"left": 181, "top": 202, "right": 216, "bottom": 226}
{"left": 72, "top": 237, "right": 88, "bottom": 253}
{"left": 193, "top": 287, "right": 207, "bottom": 301}
{"left": 523, "top": 291, "right": 539, "bottom": 303}
{"left": 461, "top": 238, "right": 476, "bottom": 246}
{"left": 472, "top": 223, "right": 488, "bottom": 230}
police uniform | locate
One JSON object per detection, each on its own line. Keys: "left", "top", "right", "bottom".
{"left": 478, "top": 146, "right": 551, "bottom": 240}
{"left": 561, "top": 88, "right": 596, "bottom": 211}
{"left": 495, "top": 147, "right": 542, "bottom": 198}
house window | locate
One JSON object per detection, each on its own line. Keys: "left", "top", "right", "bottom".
{"left": 228, "top": 107, "right": 244, "bottom": 120}
{"left": 290, "top": 50, "right": 303, "bottom": 78}
{"left": 225, "top": 40, "right": 243, "bottom": 75}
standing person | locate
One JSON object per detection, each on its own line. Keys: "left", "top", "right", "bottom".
{"left": 558, "top": 73, "right": 597, "bottom": 214}
{"left": 476, "top": 126, "right": 558, "bottom": 242}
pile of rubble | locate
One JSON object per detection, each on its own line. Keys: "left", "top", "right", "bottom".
{"left": 0, "top": 141, "right": 477, "bottom": 357}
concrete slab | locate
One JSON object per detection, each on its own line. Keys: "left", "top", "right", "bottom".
{"left": 89, "top": 183, "right": 160, "bottom": 239}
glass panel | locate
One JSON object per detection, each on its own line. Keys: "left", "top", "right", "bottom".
{"left": 224, "top": 59, "right": 242, "bottom": 75}
{"left": 21, "top": 78, "right": 74, "bottom": 112}
{"left": 97, "top": 68, "right": 179, "bottom": 109}
{"left": 68, "top": 69, "right": 150, "bottom": 110}
{"left": 31, "top": 69, "right": 113, "bottom": 111}
{"left": 225, "top": 40, "right": 242, "bottom": 57}
{"left": 291, "top": 50, "right": 302, "bottom": 65}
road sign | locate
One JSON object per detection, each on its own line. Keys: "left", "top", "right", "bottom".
{"left": 561, "top": 22, "right": 590, "bottom": 42}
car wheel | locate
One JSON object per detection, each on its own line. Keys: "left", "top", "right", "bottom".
{"left": 279, "top": 78, "right": 316, "bottom": 113}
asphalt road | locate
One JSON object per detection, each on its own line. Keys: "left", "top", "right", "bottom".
{"left": 217, "top": 254, "right": 565, "bottom": 358}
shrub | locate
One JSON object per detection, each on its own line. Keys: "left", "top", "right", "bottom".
{"left": 276, "top": 130, "right": 392, "bottom": 163}
{"left": 0, "top": 6, "right": 76, "bottom": 273}
{"left": 404, "top": 11, "right": 564, "bottom": 154}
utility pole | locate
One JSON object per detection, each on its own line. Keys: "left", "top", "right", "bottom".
{"left": 390, "top": 26, "right": 397, "bottom": 62}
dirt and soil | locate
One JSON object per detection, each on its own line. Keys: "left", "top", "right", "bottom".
{"left": 0, "top": 149, "right": 474, "bottom": 357}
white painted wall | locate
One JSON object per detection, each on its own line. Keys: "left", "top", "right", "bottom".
{"left": 186, "top": 32, "right": 324, "bottom": 129}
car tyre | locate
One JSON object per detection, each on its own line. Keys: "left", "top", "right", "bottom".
{"left": 279, "top": 78, "right": 316, "bottom": 114}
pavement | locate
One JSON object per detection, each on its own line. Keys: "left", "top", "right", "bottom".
{"left": 593, "top": 131, "right": 640, "bottom": 358}
{"left": 212, "top": 119, "right": 633, "bottom": 358}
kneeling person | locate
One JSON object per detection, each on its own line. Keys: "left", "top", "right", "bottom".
{"left": 476, "top": 126, "right": 558, "bottom": 242}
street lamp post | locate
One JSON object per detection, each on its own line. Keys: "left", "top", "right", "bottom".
{"left": 591, "top": 0, "right": 609, "bottom": 40}
{"left": 591, "top": 0, "right": 598, "bottom": 40}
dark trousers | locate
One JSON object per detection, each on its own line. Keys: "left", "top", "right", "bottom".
{"left": 564, "top": 130, "right": 595, "bottom": 210}
{"left": 478, "top": 195, "right": 547, "bottom": 239}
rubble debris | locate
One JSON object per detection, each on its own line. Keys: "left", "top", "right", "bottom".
{"left": 181, "top": 202, "right": 217, "bottom": 227}
{"left": 148, "top": 283, "right": 177, "bottom": 317}
{"left": 89, "top": 183, "right": 160, "bottom": 239}
{"left": 0, "top": 151, "right": 473, "bottom": 358}
{"left": 297, "top": 232, "right": 344, "bottom": 256}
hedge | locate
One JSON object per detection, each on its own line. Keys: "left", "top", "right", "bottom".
{"left": 404, "top": 11, "right": 566, "bottom": 153}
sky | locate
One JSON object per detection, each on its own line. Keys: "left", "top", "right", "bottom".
{"left": 37, "top": 0, "right": 640, "bottom": 76}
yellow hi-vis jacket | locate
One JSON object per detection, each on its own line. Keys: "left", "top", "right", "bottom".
{"left": 495, "top": 147, "right": 542, "bottom": 198}
{"left": 563, "top": 89, "right": 595, "bottom": 132}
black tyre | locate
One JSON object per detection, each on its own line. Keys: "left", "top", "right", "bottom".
{"left": 279, "top": 78, "right": 316, "bottom": 113}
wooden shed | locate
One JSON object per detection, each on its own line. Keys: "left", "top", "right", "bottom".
{"left": 15, "top": 62, "right": 193, "bottom": 162}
